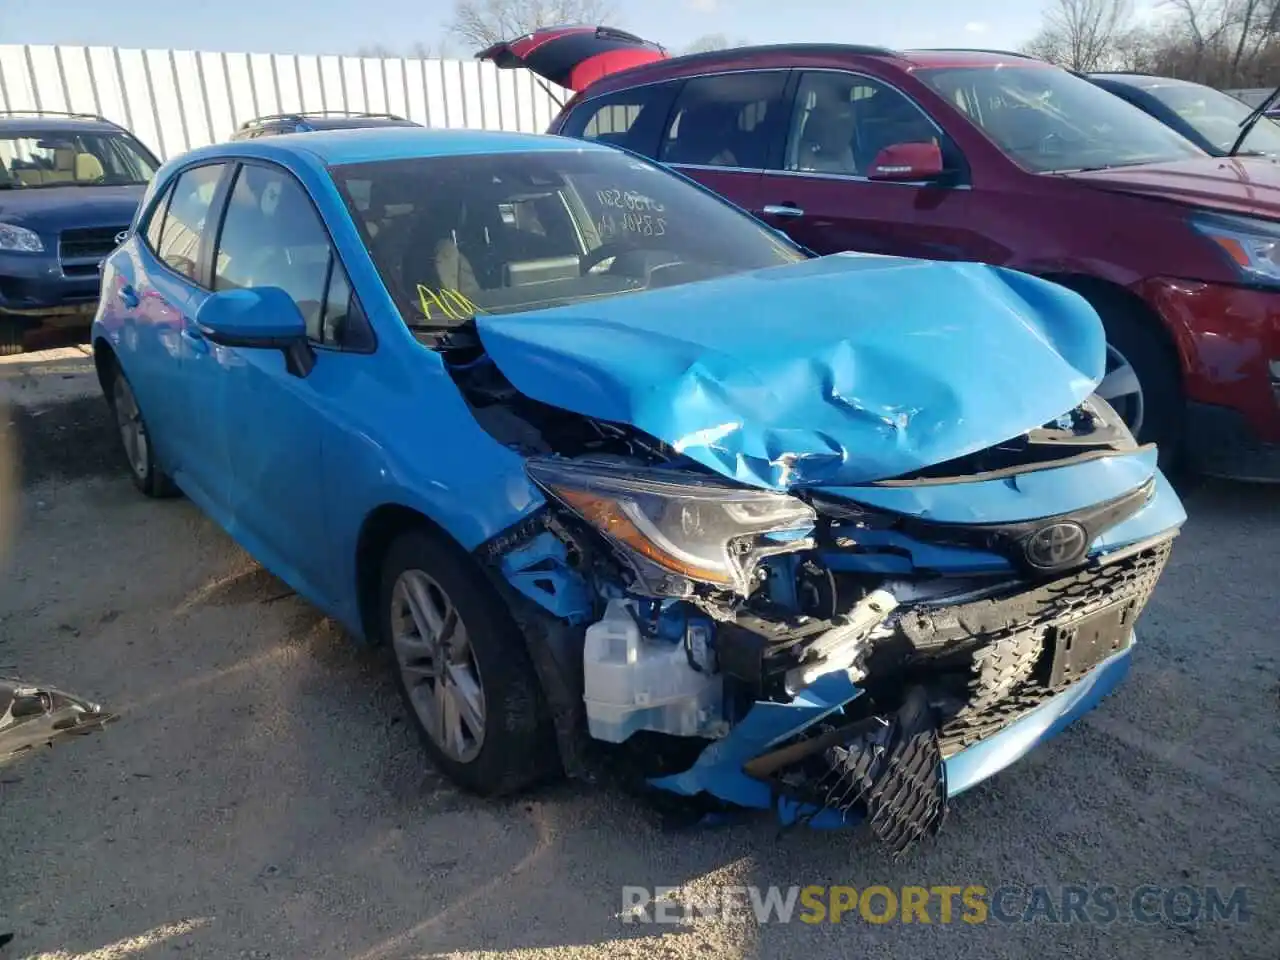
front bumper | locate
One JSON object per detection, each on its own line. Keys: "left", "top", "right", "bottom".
{"left": 650, "top": 642, "right": 1132, "bottom": 828}
{"left": 0, "top": 251, "right": 103, "bottom": 330}
{"left": 648, "top": 530, "right": 1174, "bottom": 851}
{"left": 1184, "top": 400, "right": 1280, "bottom": 482}
{"left": 1139, "top": 277, "right": 1280, "bottom": 467}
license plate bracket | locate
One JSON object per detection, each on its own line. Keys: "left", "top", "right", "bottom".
{"left": 1047, "top": 600, "right": 1136, "bottom": 687}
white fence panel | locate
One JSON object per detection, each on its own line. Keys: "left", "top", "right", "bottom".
{"left": 0, "top": 43, "right": 563, "bottom": 160}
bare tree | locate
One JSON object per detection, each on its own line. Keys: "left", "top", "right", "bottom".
{"left": 1022, "top": 0, "right": 1135, "bottom": 70}
{"left": 681, "top": 33, "right": 750, "bottom": 54}
{"left": 448, "top": 0, "right": 618, "bottom": 48}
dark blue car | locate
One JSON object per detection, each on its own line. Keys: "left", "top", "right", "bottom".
{"left": 92, "top": 127, "right": 1185, "bottom": 853}
{"left": 0, "top": 110, "right": 160, "bottom": 354}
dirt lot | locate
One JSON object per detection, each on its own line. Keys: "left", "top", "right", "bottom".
{"left": 0, "top": 349, "right": 1277, "bottom": 960}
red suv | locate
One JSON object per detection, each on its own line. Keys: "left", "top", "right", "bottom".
{"left": 482, "top": 31, "right": 1280, "bottom": 481}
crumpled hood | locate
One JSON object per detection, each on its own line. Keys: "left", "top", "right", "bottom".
{"left": 476, "top": 253, "right": 1106, "bottom": 488}
{"left": 1063, "top": 155, "right": 1280, "bottom": 219}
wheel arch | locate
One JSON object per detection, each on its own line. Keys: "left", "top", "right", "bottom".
{"left": 353, "top": 502, "right": 475, "bottom": 645}
{"left": 92, "top": 336, "right": 119, "bottom": 398}
{"left": 1037, "top": 272, "right": 1185, "bottom": 390}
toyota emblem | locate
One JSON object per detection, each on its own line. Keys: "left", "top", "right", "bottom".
{"left": 114, "top": 230, "right": 129, "bottom": 245}
{"left": 1024, "top": 521, "right": 1088, "bottom": 570}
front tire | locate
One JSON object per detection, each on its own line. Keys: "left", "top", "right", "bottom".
{"left": 0, "top": 318, "right": 25, "bottom": 356}
{"left": 378, "top": 528, "right": 558, "bottom": 797}
{"left": 1093, "top": 301, "right": 1183, "bottom": 468}
{"left": 106, "top": 363, "right": 179, "bottom": 498}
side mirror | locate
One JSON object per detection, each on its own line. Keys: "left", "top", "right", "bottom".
{"left": 867, "top": 142, "right": 945, "bottom": 183}
{"left": 195, "top": 286, "right": 316, "bottom": 377}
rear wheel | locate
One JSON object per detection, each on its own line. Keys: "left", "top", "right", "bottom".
{"left": 106, "top": 363, "right": 179, "bottom": 498}
{"left": 378, "top": 528, "right": 558, "bottom": 796}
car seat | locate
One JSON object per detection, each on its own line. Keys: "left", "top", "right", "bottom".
{"left": 854, "top": 92, "right": 937, "bottom": 171}
{"left": 663, "top": 103, "right": 740, "bottom": 167}
{"left": 75, "top": 153, "right": 104, "bottom": 182}
{"left": 794, "top": 108, "right": 858, "bottom": 174}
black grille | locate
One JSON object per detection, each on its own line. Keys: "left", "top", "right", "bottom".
{"left": 934, "top": 537, "right": 1175, "bottom": 756}
{"left": 59, "top": 226, "right": 127, "bottom": 264}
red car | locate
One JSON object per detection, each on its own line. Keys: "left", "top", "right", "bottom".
{"left": 481, "top": 30, "right": 1280, "bottom": 481}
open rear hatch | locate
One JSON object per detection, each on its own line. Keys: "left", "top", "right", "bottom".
{"left": 476, "top": 24, "right": 669, "bottom": 93}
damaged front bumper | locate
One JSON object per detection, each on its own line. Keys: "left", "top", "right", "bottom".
{"left": 653, "top": 640, "right": 1132, "bottom": 843}
{"left": 646, "top": 533, "right": 1171, "bottom": 855}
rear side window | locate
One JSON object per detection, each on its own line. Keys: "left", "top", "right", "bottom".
{"left": 213, "top": 162, "right": 373, "bottom": 350}
{"left": 143, "top": 181, "right": 175, "bottom": 252}
{"left": 153, "top": 163, "right": 226, "bottom": 283}
{"left": 559, "top": 82, "right": 680, "bottom": 157}
{"left": 658, "top": 71, "right": 790, "bottom": 170}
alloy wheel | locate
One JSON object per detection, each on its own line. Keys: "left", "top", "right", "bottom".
{"left": 390, "top": 569, "right": 487, "bottom": 763}
{"left": 112, "top": 376, "right": 149, "bottom": 480}
{"left": 1098, "top": 343, "right": 1145, "bottom": 439}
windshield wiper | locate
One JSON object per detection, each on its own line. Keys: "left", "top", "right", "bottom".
{"left": 1229, "top": 83, "right": 1280, "bottom": 157}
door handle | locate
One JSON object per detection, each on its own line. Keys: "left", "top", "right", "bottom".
{"left": 117, "top": 284, "right": 139, "bottom": 309}
{"left": 181, "top": 322, "right": 209, "bottom": 353}
{"left": 762, "top": 204, "right": 805, "bottom": 218}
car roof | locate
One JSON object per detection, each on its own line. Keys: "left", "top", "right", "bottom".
{"left": 573, "top": 44, "right": 1050, "bottom": 96}
{"left": 181, "top": 126, "right": 614, "bottom": 168}
{"left": 1089, "top": 72, "right": 1206, "bottom": 91}
{"left": 298, "top": 116, "right": 420, "bottom": 130}
{"left": 0, "top": 114, "right": 124, "bottom": 135}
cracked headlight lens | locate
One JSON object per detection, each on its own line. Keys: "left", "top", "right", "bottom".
{"left": 0, "top": 223, "right": 44, "bottom": 253}
{"left": 526, "top": 457, "right": 816, "bottom": 595}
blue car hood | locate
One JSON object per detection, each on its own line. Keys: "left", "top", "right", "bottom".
{"left": 476, "top": 253, "right": 1107, "bottom": 488}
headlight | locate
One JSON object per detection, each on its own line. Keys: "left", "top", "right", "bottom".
{"left": 526, "top": 458, "right": 817, "bottom": 597}
{"left": 0, "top": 223, "right": 43, "bottom": 253}
{"left": 1081, "top": 393, "right": 1137, "bottom": 446}
{"left": 1190, "top": 211, "right": 1280, "bottom": 286}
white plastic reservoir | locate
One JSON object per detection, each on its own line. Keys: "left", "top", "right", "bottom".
{"left": 582, "top": 598, "right": 724, "bottom": 744}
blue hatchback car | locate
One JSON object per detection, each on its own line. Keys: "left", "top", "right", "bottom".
{"left": 91, "top": 127, "right": 1185, "bottom": 852}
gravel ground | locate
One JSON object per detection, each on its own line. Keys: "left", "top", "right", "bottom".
{"left": 0, "top": 349, "right": 1277, "bottom": 960}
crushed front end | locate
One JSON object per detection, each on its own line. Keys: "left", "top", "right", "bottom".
{"left": 456, "top": 344, "right": 1185, "bottom": 853}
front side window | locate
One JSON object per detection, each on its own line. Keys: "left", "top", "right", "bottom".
{"left": 331, "top": 148, "right": 805, "bottom": 331}
{"left": 154, "top": 163, "right": 226, "bottom": 282}
{"left": 0, "top": 131, "right": 158, "bottom": 189}
{"left": 917, "top": 65, "right": 1205, "bottom": 173}
{"left": 658, "top": 71, "right": 790, "bottom": 169}
{"left": 785, "top": 71, "right": 951, "bottom": 176}
{"left": 213, "top": 162, "right": 371, "bottom": 349}
{"left": 559, "top": 83, "right": 681, "bottom": 157}
{"left": 1141, "top": 82, "right": 1280, "bottom": 156}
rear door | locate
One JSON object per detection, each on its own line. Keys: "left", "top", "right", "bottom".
{"left": 128, "top": 161, "right": 231, "bottom": 494}
{"left": 755, "top": 70, "right": 989, "bottom": 261}
{"left": 655, "top": 71, "right": 793, "bottom": 219}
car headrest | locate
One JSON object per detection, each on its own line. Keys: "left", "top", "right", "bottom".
{"left": 75, "top": 153, "right": 104, "bottom": 181}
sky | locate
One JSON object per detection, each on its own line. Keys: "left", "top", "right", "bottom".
{"left": 2, "top": 0, "right": 1159, "bottom": 58}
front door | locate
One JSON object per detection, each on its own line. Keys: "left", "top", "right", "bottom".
{"left": 756, "top": 70, "right": 999, "bottom": 263}
{"left": 203, "top": 159, "right": 376, "bottom": 601}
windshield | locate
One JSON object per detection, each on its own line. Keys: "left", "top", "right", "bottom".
{"left": 332, "top": 149, "right": 806, "bottom": 328}
{"left": 916, "top": 66, "right": 1206, "bottom": 173}
{"left": 1141, "top": 82, "right": 1280, "bottom": 155}
{"left": 0, "top": 131, "right": 158, "bottom": 188}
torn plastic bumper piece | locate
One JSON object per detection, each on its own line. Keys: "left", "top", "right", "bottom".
{"left": 648, "top": 640, "right": 1135, "bottom": 844}
{"left": 0, "top": 678, "right": 115, "bottom": 767}
{"left": 745, "top": 686, "right": 948, "bottom": 856}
